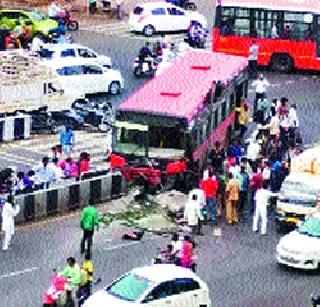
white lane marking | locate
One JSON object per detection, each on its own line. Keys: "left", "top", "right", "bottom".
{"left": 0, "top": 267, "right": 38, "bottom": 279}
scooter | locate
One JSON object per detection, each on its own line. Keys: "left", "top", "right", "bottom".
{"left": 55, "top": 10, "right": 79, "bottom": 31}
{"left": 133, "top": 56, "right": 162, "bottom": 78}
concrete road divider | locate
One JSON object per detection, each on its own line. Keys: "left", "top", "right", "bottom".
{"left": 13, "top": 172, "right": 124, "bottom": 224}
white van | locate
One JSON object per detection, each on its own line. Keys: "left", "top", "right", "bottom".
{"left": 42, "top": 59, "right": 124, "bottom": 95}
{"left": 275, "top": 173, "right": 320, "bottom": 228}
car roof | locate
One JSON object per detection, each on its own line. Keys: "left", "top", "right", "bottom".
{"left": 42, "top": 58, "right": 101, "bottom": 67}
{"left": 135, "top": 2, "right": 178, "bottom": 9}
{"left": 131, "top": 265, "right": 199, "bottom": 283}
{"left": 42, "top": 43, "right": 86, "bottom": 50}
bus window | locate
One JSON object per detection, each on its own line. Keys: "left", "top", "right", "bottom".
{"left": 221, "top": 7, "right": 250, "bottom": 36}
{"left": 283, "top": 12, "right": 313, "bottom": 40}
{"left": 221, "top": 101, "right": 226, "bottom": 120}
{"left": 253, "top": 9, "right": 280, "bottom": 38}
{"left": 149, "top": 126, "right": 184, "bottom": 149}
{"left": 229, "top": 93, "right": 235, "bottom": 112}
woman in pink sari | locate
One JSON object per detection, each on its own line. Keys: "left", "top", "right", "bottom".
{"left": 180, "top": 235, "right": 194, "bottom": 269}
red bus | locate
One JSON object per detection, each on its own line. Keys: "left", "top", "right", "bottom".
{"left": 213, "top": 0, "right": 320, "bottom": 72}
{"left": 113, "top": 50, "right": 249, "bottom": 171}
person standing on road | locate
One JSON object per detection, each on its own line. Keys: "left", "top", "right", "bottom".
{"left": 116, "top": 0, "right": 123, "bottom": 20}
{"left": 60, "top": 126, "right": 75, "bottom": 158}
{"left": 1, "top": 195, "right": 20, "bottom": 251}
{"left": 184, "top": 188, "right": 205, "bottom": 235}
{"left": 237, "top": 166, "right": 249, "bottom": 221}
{"left": 252, "top": 74, "right": 270, "bottom": 120}
{"left": 209, "top": 141, "right": 225, "bottom": 173}
{"left": 80, "top": 199, "right": 99, "bottom": 257}
{"left": 249, "top": 165, "right": 263, "bottom": 212}
{"left": 78, "top": 254, "right": 94, "bottom": 303}
{"left": 199, "top": 170, "right": 219, "bottom": 224}
{"left": 248, "top": 40, "right": 259, "bottom": 79}
{"left": 253, "top": 181, "right": 274, "bottom": 235}
{"left": 225, "top": 172, "right": 240, "bottom": 224}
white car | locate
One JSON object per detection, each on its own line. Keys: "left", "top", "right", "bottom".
{"left": 83, "top": 264, "right": 211, "bottom": 307}
{"left": 276, "top": 215, "right": 320, "bottom": 270}
{"left": 129, "top": 2, "right": 207, "bottom": 36}
{"left": 39, "top": 43, "right": 112, "bottom": 68}
{"left": 42, "top": 58, "right": 124, "bottom": 95}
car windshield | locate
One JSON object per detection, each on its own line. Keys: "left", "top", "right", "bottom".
{"left": 28, "top": 10, "right": 45, "bottom": 21}
{"left": 282, "top": 181, "right": 318, "bottom": 195}
{"left": 106, "top": 273, "right": 153, "bottom": 302}
{"left": 281, "top": 181, "right": 318, "bottom": 206}
{"left": 298, "top": 217, "right": 320, "bottom": 237}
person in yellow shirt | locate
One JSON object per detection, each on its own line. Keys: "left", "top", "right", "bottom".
{"left": 239, "top": 102, "right": 249, "bottom": 139}
{"left": 79, "top": 254, "right": 94, "bottom": 302}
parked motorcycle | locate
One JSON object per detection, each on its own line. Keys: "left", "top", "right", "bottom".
{"left": 133, "top": 56, "right": 162, "bottom": 78}
{"left": 55, "top": 10, "right": 79, "bottom": 31}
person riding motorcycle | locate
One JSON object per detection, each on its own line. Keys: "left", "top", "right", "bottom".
{"left": 138, "top": 42, "right": 153, "bottom": 70}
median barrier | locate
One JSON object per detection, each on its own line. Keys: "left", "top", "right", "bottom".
{"left": 12, "top": 172, "right": 124, "bottom": 224}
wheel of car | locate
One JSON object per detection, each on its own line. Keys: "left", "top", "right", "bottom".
{"left": 143, "top": 25, "right": 155, "bottom": 37}
{"left": 34, "top": 32, "right": 46, "bottom": 41}
{"left": 184, "top": 2, "right": 197, "bottom": 11}
{"left": 134, "top": 66, "right": 143, "bottom": 78}
{"left": 109, "top": 81, "right": 120, "bottom": 95}
{"left": 50, "top": 125, "right": 58, "bottom": 134}
{"left": 67, "top": 21, "right": 79, "bottom": 31}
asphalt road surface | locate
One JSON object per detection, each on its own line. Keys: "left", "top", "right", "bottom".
{"left": 1, "top": 204, "right": 320, "bottom": 307}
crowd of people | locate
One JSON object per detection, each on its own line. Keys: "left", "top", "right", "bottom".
{"left": 0, "top": 127, "right": 91, "bottom": 197}
{"left": 181, "top": 72, "right": 302, "bottom": 237}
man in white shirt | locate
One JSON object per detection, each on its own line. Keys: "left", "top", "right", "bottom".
{"left": 253, "top": 181, "right": 274, "bottom": 235}
{"left": 48, "top": 1, "right": 62, "bottom": 18}
{"left": 246, "top": 139, "right": 260, "bottom": 166}
{"left": 252, "top": 74, "right": 270, "bottom": 117}
{"left": 248, "top": 40, "right": 259, "bottom": 79}
{"left": 288, "top": 103, "right": 299, "bottom": 141}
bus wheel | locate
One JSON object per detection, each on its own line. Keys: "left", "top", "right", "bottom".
{"left": 270, "top": 53, "right": 294, "bottom": 73}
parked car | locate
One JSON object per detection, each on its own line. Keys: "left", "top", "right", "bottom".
{"left": 0, "top": 8, "right": 59, "bottom": 39}
{"left": 276, "top": 215, "right": 320, "bottom": 270}
{"left": 39, "top": 43, "right": 112, "bottom": 68}
{"left": 42, "top": 59, "right": 124, "bottom": 96}
{"left": 275, "top": 173, "right": 320, "bottom": 230}
{"left": 83, "top": 264, "right": 211, "bottom": 307}
{"left": 129, "top": 2, "right": 207, "bottom": 36}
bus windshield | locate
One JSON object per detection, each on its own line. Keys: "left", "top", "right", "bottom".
{"left": 114, "top": 123, "right": 186, "bottom": 158}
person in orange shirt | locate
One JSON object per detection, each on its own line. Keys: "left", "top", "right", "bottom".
{"left": 225, "top": 172, "right": 240, "bottom": 224}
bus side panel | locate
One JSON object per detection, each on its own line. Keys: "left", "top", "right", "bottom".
{"left": 192, "top": 111, "right": 235, "bottom": 162}
{"left": 213, "top": 28, "right": 320, "bottom": 70}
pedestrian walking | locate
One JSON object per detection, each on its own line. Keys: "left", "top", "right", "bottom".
{"left": 60, "top": 126, "right": 75, "bottom": 158}
{"left": 237, "top": 166, "right": 249, "bottom": 220}
{"left": 80, "top": 199, "right": 99, "bottom": 257}
{"left": 288, "top": 103, "right": 299, "bottom": 142}
{"left": 225, "top": 172, "right": 240, "bottom": 224}
{"left": 116, "top": 0, "right": 123, "bottom": 20}
{"left": 180, "top": 235, "right": 194, "bottom": 270}
{"left": 249, "top": 165, "right": 263, "bottom": 213}
{"left": 252, "top": 74, "right": 270, "bottom": 119}
{"left": 209, "top": 141, "right": 225, "bottom": 173}
{"left": 248, "top": 40, "right": 259, "bottom": 79}
{"left": 199, "top": 170, "right": 219, "bottom": 224}
{"left": 184, "top": 188, "right": 205, "bottom": 235}
{"left": 252, "top": 181, "right": 274, "bottom": 235}
{"left": 1, "top": 195, "right": 20, "bottom": 251}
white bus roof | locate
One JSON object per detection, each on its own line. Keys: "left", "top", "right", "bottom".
{"left": 218, "top": 0, "right": 320, "bottom": 14}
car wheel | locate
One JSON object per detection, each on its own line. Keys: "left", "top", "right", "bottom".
{"left": 67, "top": 21, "right": 79, "bottom": 31}
{"left": 143, "top": 25, "right": 155, "bottom": 37}
{"left": 184, "top": 2, "right": 197, "bottom": 10}
{"left": 109, "top": 81, "right": 120, "bottom": 95}
{"left": 34, "top": 32, "right": 46, "bottom": 41}
{"left": 50, "top": 125, "right": 58, "bottom": 134}
{"left": 134, "top": 66, "right": 143, "bottom": 78}
{"left": 270, "top": 53, "right": 294, "bottom": 73}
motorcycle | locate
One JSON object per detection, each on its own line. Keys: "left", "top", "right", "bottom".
{"left": 311, "top": 293, "right": 320, "bottom": 307}
{"left": 133, "top": 56, "right": 162, "bottom": 78}
{"left": 55, "top": 10, "right": 79, "bottom": 31}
